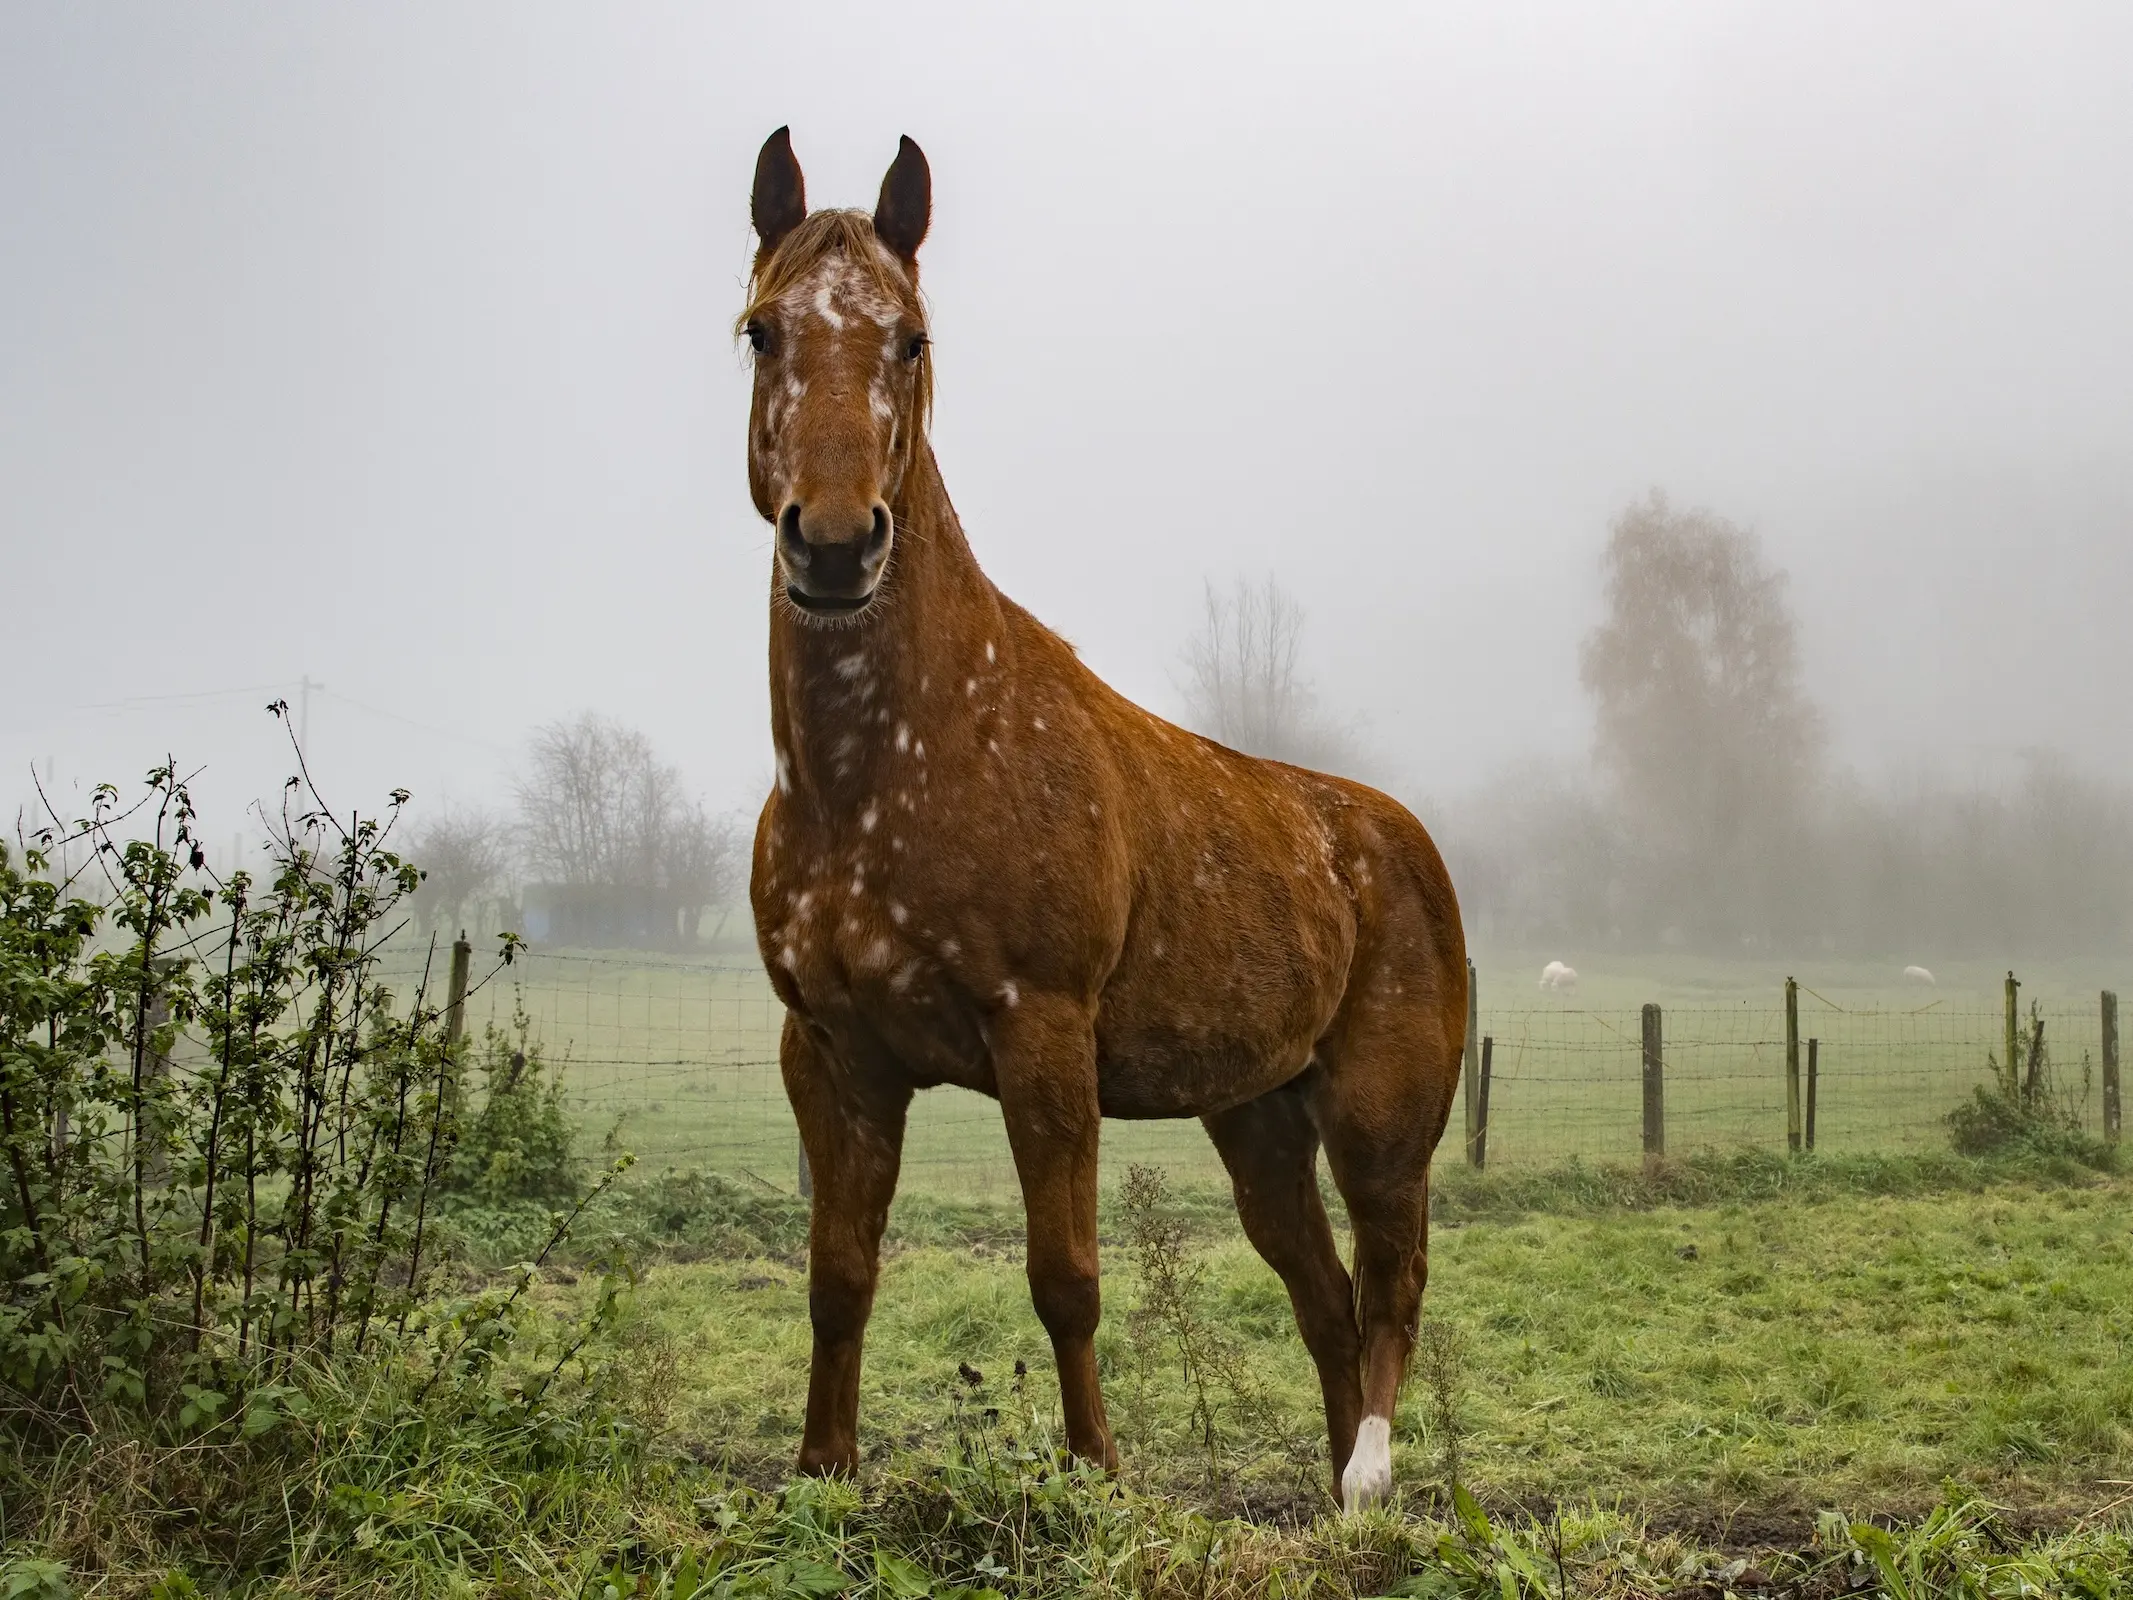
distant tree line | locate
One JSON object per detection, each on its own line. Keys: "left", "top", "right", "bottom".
{"left": 1436, "top": 492, "right": 2133, "bottom": 958}
{"left": 1181, "top": 498, "right": 2133, "bottom": 959}
{"left": 406, "top": 711, "right": 747, "bottom": 952}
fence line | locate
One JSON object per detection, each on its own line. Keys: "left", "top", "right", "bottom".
{"left": 373, "top": 950, "right": 2120, "bottom": 1202}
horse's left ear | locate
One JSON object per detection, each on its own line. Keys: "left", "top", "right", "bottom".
{"left": 873, "top": 136, "right": 931, "bottom": 264}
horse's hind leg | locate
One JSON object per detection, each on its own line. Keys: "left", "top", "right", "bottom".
{"left": 1203, "top": 1079, "right": 1366, "bottom": 1491}
{"left": 1310, "top": 987, "right": 1460, "bottom": 1510}
{"left": 782, "top": 1013, "right": 912, "bottom": 1476}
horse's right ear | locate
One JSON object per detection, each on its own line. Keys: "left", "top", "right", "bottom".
{"left": 751, "top": 127, "right": 807, "bottom": 262}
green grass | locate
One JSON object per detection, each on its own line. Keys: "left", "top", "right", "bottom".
{"left": 14, "top": 1156, "right": 2133, "bottom": 1597}
{"left": 583, "top": 1166, "right": 2133, "bottom": 1522}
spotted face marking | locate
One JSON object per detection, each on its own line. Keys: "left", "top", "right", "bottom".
{"left": 741, "top": 214, "right": 931, "bottom": 621}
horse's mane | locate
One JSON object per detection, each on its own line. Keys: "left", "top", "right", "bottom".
{"left": 736, "top": 210, "right": 934, "bottom": 450}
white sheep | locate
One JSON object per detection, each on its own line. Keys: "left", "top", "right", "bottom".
{"left": 1539, "top": 960, "right": 1579, "bottom": 992}
{"left": 1903, "top": 965, "right": 1936, "bottom": 987}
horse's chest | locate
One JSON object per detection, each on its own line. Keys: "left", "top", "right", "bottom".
{"left": 755, "top": 861, "right": 997, "bottom": 1085}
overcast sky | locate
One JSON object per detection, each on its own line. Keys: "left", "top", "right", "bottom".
{"left": 5, "top": 2, "right": 2130, "bottom": 848}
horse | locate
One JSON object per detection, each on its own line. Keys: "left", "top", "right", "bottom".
{"left": 738, "top": 127, "right": 1466, "bottom": 1510}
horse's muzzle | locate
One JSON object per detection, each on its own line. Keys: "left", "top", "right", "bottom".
{"left": 777, "top": 502, "right": 891, "bottom": 613}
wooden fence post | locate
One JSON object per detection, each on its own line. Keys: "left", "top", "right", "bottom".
{"left": 1475, "top": 1035, "right": 1493, "bottom": 1171}
{"left": 445, "top": 931, "right": 472, "bottom": 1049}
{"left": 141, "top": 956, "right": 181, "bottom": 1186}
{"left": 2003, "top": 971, "right": 2020, "bottom": 1099}
{"left": 1641, "top": 1003, "right": 1664, "bottom": 1173}
{"left": 441, "top": 932, "right": 472, "bottom": 1125}
{"left": 2103, "top": 990, "right": 2120, "bottom": 1145}
{"left": 1463, "top": 959, "right": 1481, "bottom": 1167}
{"left": 1806, "top": 1037, "right": 1819, "bottom": 1152}
{"left": 1785, "top": 977, "right": 1802, "bottom": 1154}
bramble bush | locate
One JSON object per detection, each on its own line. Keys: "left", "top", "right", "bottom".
{"left": 0, "top": 735, "right": 637, "bottom": 1583}
{"left": 446, "top": 1003, "right": 583, "bottom": 1206}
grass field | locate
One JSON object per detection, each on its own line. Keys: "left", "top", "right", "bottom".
{"left": 385, "top": 939, "right": 2129, "bottom": 1206}
{"left": 558, "top": 1162, "right": 2133, "bottom": 1527}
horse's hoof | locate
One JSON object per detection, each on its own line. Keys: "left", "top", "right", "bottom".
{"left": 1340, "top": 1415, "right": 1393, "bottom": 1512}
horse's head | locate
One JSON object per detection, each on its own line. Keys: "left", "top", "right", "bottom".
{"left": 740, "top": 128, "right": 933, "bottom": 620}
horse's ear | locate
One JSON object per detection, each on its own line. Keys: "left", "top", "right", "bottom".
{"left": 873, "top": 136, "right": 931, "bottom": 264}
{"left": 751, "top": 126, "right": 807, "bottom": 260}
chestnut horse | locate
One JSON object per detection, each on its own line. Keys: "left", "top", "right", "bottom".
{"left": 740, "top": 128, "right": 1465, "bottom": 1509}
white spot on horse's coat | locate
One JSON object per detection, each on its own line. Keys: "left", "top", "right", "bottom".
{"left": 1033, "top": 717, "right": 1046, "bottom": 731}
{"left": 849, "top": 876, "right": 864, "bottom": 896}
{"left": 811, "top": 277, "right": 845, "bottom": 331}
{"left": 869, "top": 384, "right": 891, "bottom": 422}
{"left": 890, "top": 960, "right": 918, "bottom": 992}
{"left": 779, "top": 944, "right": 798, "bottom": 972}
{"left": 999, "top": 980, "right": 1020, "bottom": 1007}
{"left": 861, "top": 805, "right": 879, "bottom": 833}
{"left": 1089, "top": 802, "right": 1101, "bottom": 818}
{"left": 940, "top": 938, "right": 960, "bottom": 958}
{"left": 888, "top": 901, "right": 908, "bottom": 925}
{"left": 775, "top": 748, "right": 793, "bottom": 795}
{"left": 965, "top": 678, "right": 977, "bottom": 696}
{"left": 836, "top": 653, "right": 868, "bottom": 679}
{"left": 863, "top": 937, "right": 892, "bottom": 971}
{"left": 895, "top": 722, "right": 911, "bottom": 752}
{"left": 985, "top": 640, "right": 996, "bottom": 664}
{"left": 915, "top": 740, "right": 926, "bottom": 761}
{"left": 1342, "top": 1415, "right": 1393, "bottom": 1511}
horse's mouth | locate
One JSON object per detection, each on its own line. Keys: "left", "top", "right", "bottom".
{"left": 786, "top": 585, "right": 877, "bottom": 617}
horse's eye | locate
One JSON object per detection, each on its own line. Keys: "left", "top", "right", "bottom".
{"left": 903, "top": 332, "right": 929, "bottom": 363}
{"left": 746, "top": 321, "right": 769, "bottom": 354}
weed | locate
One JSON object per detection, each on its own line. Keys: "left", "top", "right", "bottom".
{"left": 1120, "top": 1164, "right": 1312, "bottom": 1497}
{"left": 1412, "top": 1318, "right": 1466, "bottom": 1500}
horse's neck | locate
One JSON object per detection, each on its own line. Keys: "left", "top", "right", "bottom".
{"left": 770, "top": 448, "right": 1000, "bottom": 805}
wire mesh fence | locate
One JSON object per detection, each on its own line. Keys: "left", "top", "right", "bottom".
{"left": 381, "top": 948, "right": 2121, "bottom": 1203}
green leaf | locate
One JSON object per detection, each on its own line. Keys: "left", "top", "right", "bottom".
{"left": 873, "top": 1553, "right": 930, "bottom": 1598}
{"left": 1452, "top": 1480, "right": 1494, "bottom": 1547}
{"left": 778, "top": 1560, "right": 846, "bottom": 1598}
{"left": 0, "top": 1558, "right": 73, "bottom": 1600}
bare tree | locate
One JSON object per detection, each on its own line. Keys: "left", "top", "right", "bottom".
{"left": 1579, "top": 491, "right": 1824, "bottom": 941}
{"left": 1180, "top": 576, "right": 1366, "bottom": 775}
{"left": 406, "top": 804, "right": 511, "bottom": 937}
{"left": 666, "top": 799, "right": 747, "bottom": 945}
{"left": 516, "top": 712, "right": 744, "bottom": 948}
{"left": 517, "top": 713, "right": 654, "bottom": 889}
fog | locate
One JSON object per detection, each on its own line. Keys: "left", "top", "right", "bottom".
{"left": 4, "top": 4, "right": 2130, "bottom": 946}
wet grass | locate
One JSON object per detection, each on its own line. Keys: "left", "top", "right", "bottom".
{"left": 591, "top": 1163, "right": 2133, "bottom": 1521}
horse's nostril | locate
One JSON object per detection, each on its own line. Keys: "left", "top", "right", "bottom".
{"left": 778, "top": 504, "right": 809, "bottom": 565}
{"left": 865, "top": 507, "right": 891, "bottom": 561}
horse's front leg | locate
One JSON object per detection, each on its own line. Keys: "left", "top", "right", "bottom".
{"left": 993, "top": 995, "right": 1118, "bottom": 1469}
{"left": 781, "top": 1013, "right": 911, "bottom": 1476}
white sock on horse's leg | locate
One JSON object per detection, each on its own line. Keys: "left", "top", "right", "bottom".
{"left": 1341, "top": 1413, "right": 1393, "bottom": 1510}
